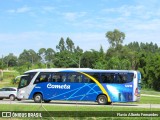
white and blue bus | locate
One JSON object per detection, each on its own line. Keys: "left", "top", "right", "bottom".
{"left": 17, "top": 68, "right": 141, "bottom": 105}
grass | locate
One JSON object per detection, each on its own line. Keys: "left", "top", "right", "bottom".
{"left": 141, "top": 89, "right": 160, "bottom": 95}
{"left": 0, "top": 104, "right": 160, "bottom": 111}
{"left": 137, "top": 96, "right": 160, "bottom": 104}
{"left": 0, "top": 71, "right": 19, "bottom": 88}
{"left": 0, "top": 104, "right": 159, "bottom": 120}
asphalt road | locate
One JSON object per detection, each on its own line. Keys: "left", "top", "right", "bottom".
{"left": 0, "top": 99, "right": 160, "bottom": 108}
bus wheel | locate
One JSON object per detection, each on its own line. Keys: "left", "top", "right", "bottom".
{"left": 44, "top": 100, "right": 51, "bottom": 103}
{"left": 34, "top": 93, "right": 42, "bottom": 103}
{"left": 97, "top": 95, "right": 107, "bottom": 105}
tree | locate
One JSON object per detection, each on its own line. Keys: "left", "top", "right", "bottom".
{"left": 56, "top": 37, "right": 66, "bottom": 52}
{"left": 45, "top": 48, "right": 55, "bottom": 68}
{"left": 38, "top": 48, "right": 47, "bottom": 64}
{"left": 81, "top": 51, "right": 98, "bottom": 68}
{"left": 66, "top": 37, "right": 75, "bottom": 52}
{"left": 18, "top": 49, "right": 39, "bottom": 69}
{"left": 107, "top": 57, "right": 121, "bottom": 69}
{"left": 3, "top": 53, "right": 17, "bottom": 68}
{"left": 106, "top": 29, "right": 125, "bottom": 48}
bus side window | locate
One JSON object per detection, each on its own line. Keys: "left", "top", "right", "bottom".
{"left": 74, "top": 76, "right": 79, "bottom": 83}
{"left": 34, "top": 72, "right": 53, "bottom": 84}
{"left": 127, "top": 73, "right": 134, "bottom": 82}
{"left": 62, "top": 75, "right": 66, "bottom": 82}
{"left": 116, "top": 74, "right": 127, "bottom": 83}
{"left": 109, "top": 74, "right": 115, "bottom": 83}
{"left": 101, "top": 74, "right": 110, "bottom": 83}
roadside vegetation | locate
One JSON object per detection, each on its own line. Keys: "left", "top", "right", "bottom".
{"left": 0, "top": 29, "right": 160, "bottom": 91}
{"left": 1, "top": 29, "right": 160, "bottom": 91}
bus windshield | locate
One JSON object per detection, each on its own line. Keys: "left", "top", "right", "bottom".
{"left": 18, "top": 72, "right": 37, "bottom": 89}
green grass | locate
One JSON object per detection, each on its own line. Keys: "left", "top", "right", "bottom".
{"left": 0, "top": 71, "right": 19, "bottom": 88}
{"left": 0, "top": 104, "right": 160, "bottom": 111}
{"left": 0, "top": 104, "right": 159, "bottom": 120}
{"left": 141, "top": 89, "right": 160, "bottom": 95}
{"left": 137, "top": 96, "right": 160, "bottom": 104}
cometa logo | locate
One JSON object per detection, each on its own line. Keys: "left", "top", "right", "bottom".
{"left": 47, "top": 83, "right": 70, "bottom": 89}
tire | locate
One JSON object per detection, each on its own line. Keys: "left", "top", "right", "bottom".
{"left": 97, "top": 95, "right": 107, "bottom": 105}
{"left": 9, "top": 95, "right": 16, "bottom": 101}
{"left": 17, "top": 98, "right": 22, "bottom": 101}
{"left": 34, "top": 93, "right": 42, "bottom": 103}
{"left": 44, "top": 100, "right": 51, "bottom": 103}
{"left": 0, "top": 98, "right": 3, "bottom": 100}
{"left": 107, "top": 102, "right": 112, "bottom": 105}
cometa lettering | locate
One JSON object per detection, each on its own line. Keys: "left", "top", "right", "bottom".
{"left": 47, "top": 83, "right": 70, "bottom": 89}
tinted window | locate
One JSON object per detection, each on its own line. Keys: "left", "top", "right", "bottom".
{"left": 101, "top": 73, "right": 115, "bottom": 83}
{"left": 101, "top": 73, "right": 134, "bottom": 83}
{"left": 19, "top": 76, "right": 30, "bottom": 88}
{"left": 127, "top": 73, "right": 134, "bottom": 83}
{"left": 116, "top": 73, "right": 134, "bottom": 83}
{"left": 52, "top": 73, "right": 66, "bottom": 82}
{"left": 87, "top": 73, "right": 100, "bottom": 82}
{"left": 18, "top": 72, "right": 37, "bottom": 88}
{"left": 66, "top": 73, "right": 83, "bottom": 83}
{"left": 10, "top": 88, "right": 16, "bottom": 91}
{"left": 116, "top": 73, "right": 127, "bottom": 83}
{"left": 34, "top": 72, "right": 52, "bottom": 84}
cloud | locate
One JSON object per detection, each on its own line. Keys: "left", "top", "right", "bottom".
{"left": 102, "top": 5, "right": 146, "bottom": 18}
{"left": 42, "top": 6, "right": 55, "bottom": 13}
{"left": 7, "top": 6, "right": 31, "bottom": 14}
{"left": 63, "top": 12, "right": 87, "bottom": 21}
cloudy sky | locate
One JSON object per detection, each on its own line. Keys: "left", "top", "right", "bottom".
{"left": 0, "top": 0, "right": 160, "bottom": 56}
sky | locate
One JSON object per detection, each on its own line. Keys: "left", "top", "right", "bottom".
{"left": 0, "top": 0, "right": 160, "bottom": 56}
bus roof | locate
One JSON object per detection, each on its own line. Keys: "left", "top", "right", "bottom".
{"left": 24, "top": 68, "right": 137, "bottom": 73}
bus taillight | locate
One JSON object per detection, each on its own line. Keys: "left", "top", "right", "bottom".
{"left": 134, "top": 88, "right": 138, "bottom": 96}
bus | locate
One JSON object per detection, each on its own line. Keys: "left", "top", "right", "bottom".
{"left": 17, "top": 68, "right": 141, "bottom": 105}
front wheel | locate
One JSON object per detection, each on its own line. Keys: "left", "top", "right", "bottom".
{"left": 34, "top": 93, "right": 42, "bottom": 103}
{"left": 97, "top": 95, "right": 107, "bottom": 105}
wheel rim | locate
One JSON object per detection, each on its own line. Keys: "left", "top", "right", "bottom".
{"left": 34, "top": 94, "right": 42, "bottom": 102}
{"left": 35, "top": 96, "right": 41, "bottom": 101}
{"left": 10, "top": 95, "right": 14, "bottom": 101}
{"left": 99, "top": 97, "right": 105, "bottom": 103}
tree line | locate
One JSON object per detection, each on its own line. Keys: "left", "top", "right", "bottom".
{"left": 0, "top": 29, "right": 160, "bottom": 91}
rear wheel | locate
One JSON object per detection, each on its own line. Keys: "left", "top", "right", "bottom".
{"left": 34, "top": 93, "right": 42, "bottom": 103}
{"left": 9, "top": 95, "right": 15, "bottom": 101}
{"left": 97, "top": 95, "right": 107, "bottom": 105}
